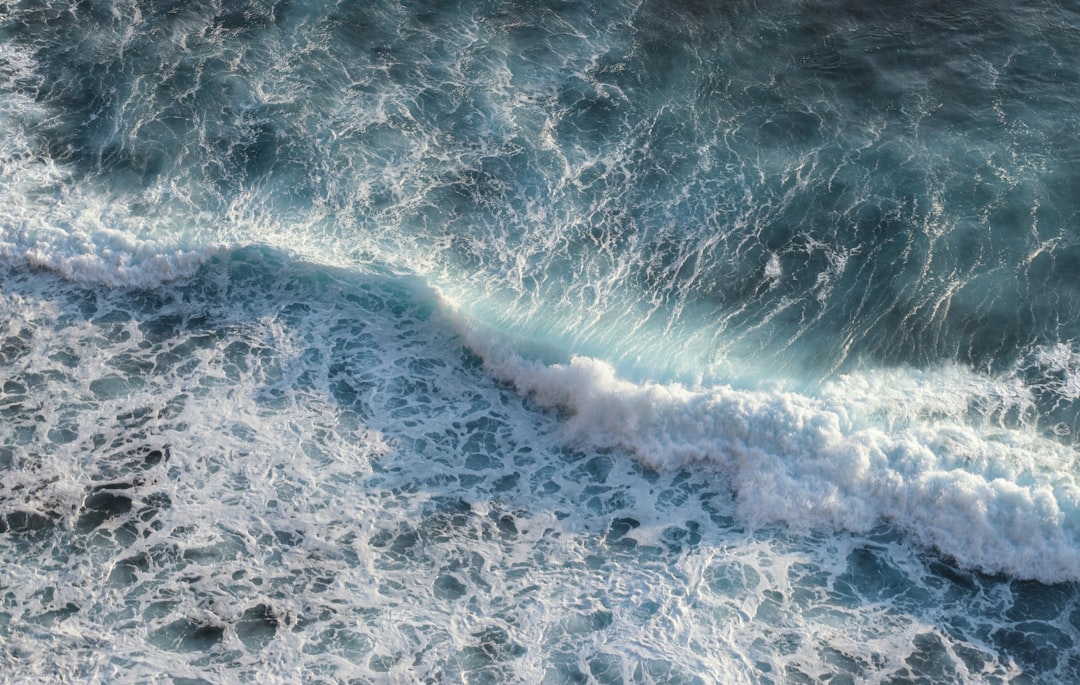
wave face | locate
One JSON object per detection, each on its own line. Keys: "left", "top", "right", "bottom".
{"left": 4, "top": 0, "right": 1080, "bottom": 681}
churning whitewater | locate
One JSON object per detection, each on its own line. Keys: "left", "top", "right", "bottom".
{"left": 3, "top": 0, "right": 1080, "bottom": 682}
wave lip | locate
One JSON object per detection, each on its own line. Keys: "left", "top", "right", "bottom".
{"left": 458, "top": 314, "right": 1080, "bottom": 583}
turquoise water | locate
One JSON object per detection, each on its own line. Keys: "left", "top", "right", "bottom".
{"left": 3, "top": 0, "right": 1080, "bottom": 681}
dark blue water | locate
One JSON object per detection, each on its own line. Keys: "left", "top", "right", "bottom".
{"left": 3, "top": 0, "right": 1080, "bottom": 681}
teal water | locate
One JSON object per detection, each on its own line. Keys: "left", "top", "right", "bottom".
{"left": 3, "top": 0, "right": 1080, "bottom": 681}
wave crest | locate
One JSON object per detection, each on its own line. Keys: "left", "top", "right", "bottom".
{"left": 459, "top": 313, "right": 1080, "bottom": 582}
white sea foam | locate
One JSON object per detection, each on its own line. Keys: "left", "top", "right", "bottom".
{"left": 454, "top": 310, "right": 1080, "bottom": 582}
{"left": 0, "top": 224, "right": 218, "bottom": 287}
{"left": 0, "top": 264, "right": 1027, "bottom": 683}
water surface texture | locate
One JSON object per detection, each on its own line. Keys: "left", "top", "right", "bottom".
{"left": 3, "top": 0, "right": 1080, "bottom": 682}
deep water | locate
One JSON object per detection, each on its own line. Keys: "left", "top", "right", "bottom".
{"left": 3, "top": 0, "right": 1080, "bottom": 682}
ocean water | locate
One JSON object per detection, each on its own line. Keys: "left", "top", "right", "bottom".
{"left": 3, "top": 0, "right": 1080, "bottom": 681}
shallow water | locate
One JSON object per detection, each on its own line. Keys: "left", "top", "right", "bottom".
{"left": 3, "top": 0, "right": 1080, "bottom": 681}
